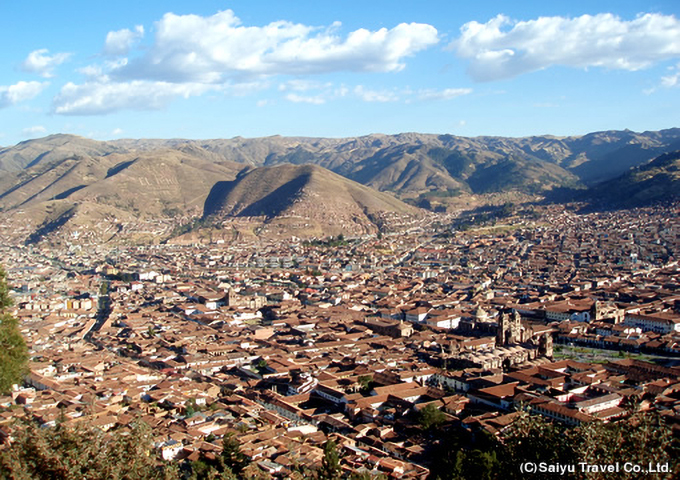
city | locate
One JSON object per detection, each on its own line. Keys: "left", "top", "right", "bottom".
{"left": 2, "top": 202, "right": 679, "bottom": 477}
{"left": 2, "top": 1, "right": 680, "bottom": 478}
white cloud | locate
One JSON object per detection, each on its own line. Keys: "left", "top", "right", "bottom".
{"left": 279, "top": 79, "right": 333, "bottom": 92}
{"left": 104, "top": 25, "right": 144, "bottom": 56}
{"left": 22, "top": 125, "right": 47, "bottom": 136}
{"left": 78, "top": 59, "right": 128, "bottom": 79}
{"left": 53, "top": 10, "right": 438, "bottom": 115}
{"left": 285, "top": 93, "right": 327, "bottom": 104}
{"left": 645, "top": 62, "right": 680, "bottom": 93}
{"left": 661, "top": 73, "right": 679, "bottom": 87}
{"left": 661, "top": 63, "right": 680, "bottom": 88}
{"left": 225, "top": 80, "right": 271, "bottom": 96}
{"left": 111, "top": 128, "right": 124, "bottom": 136}
{"left": 112, "top": 10, "right": 438, "bottom": 82}
{"left": 78, "top": 65, "right": 103, "bottom": 78}
{"left": 353, "top": 85, "right": 399, "bottom": 102}
{"left": 0, "top": 81, "right": 48, "bottom": 108}
{"left": 20, "top": 49, "right": 71, "bottom": 78}
{"left": 279, "top": 83, "right": 471, "bottom": 104}
{"left": 417, "top": 88, "right": 472, "bottom": 100}
{"left": 52, "top": 80, "right": 219, "bottom": 115}
{"left": 452, "top": 13, "right": 680, "bottom": 81}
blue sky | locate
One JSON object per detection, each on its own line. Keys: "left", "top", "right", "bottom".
{"left": 1, "top": 1, "right": 679, "bottom": 146}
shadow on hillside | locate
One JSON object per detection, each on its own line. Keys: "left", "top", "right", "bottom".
{"left": 203, "top": 173, "right": 310, "bottom": 219}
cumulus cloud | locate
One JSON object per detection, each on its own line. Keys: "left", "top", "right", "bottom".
{"left": 451, "top": 13, "right": 680, "bottom": 81}
{"left": 22, "top": 125, "right": 47, "bottom": 136}
{"left": 54, "top": 10, "right": 438, "bottom": 115}
{"left": 104, "top": 25, "right": 144, "bottom": 56}
{"left": 111, "top": 10, "right": 438, "bottom": 82}
{"left": 0, "top": 81, "right": 48, "bottom": 108}
{"left": 20, "top": 49, "right": 71, "bottom": 78}
{"left": 52, "top": 80, "right": 219, "bottom": 115}
{"left": 417, "top": 87, "right": 472, "bottom": 100}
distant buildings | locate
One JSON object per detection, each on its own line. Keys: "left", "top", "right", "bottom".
{"left": 1, "top": 202, "right": 679, "bottom": 476}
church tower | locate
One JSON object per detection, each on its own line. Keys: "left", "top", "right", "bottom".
{"left": 590, "top": 299, "right": 605, "bottom": 322}
{"left": 497, "top": 308, "right": 522, "bottom": 346}
{"left": 539, "top": 332, "right": 553, "bottom": 357}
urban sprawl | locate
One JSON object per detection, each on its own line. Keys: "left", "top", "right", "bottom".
{"left": 2, "top": 203, "right": 680, "bottom": 478}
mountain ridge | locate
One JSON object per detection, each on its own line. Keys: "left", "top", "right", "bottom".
{"left": 1, "top": 128, "right": 679, "bottom": 244}
{"left": 4, "top": 128, "right": 679, "bottom": 188}
{"left": 200, "top": 163, "right": 419, "bottom": 238}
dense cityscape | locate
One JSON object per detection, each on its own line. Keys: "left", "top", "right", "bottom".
{"left": 2, "top": 2, "right": 680, "bottom": 477}
{"left": 1, "top": 202, "right": 679, "bottom": 478}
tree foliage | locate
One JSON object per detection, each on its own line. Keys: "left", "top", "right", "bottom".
{"left": 498, "top": 410, "right": 680, "bottom": 480}
{"left": 348, "top": 471, "right": 388, "bottom": 480}
{"left": 428, "top": 410, "right": 679, "bottom": 480}
{"left": 575, "top": 412, "right": 677, "bottom": 480}
{"left": 187, "top": 458, "right": 236, "bottom": 480}
{"left": 500, "top": 410, "right": 575, "bottom": 476}
{"left": 221, "top": 432, "right": 250, "bottom": 475}
{"left": 357, "top": 375, "right": 373, "bottom": 393}
{"left": 0, "top": 421, "right": 178, "bottom": 480}
{"left": 418, "top": 403, "right": 446, "bottom": 430}
{"left": 0, "top": 266, "right": 28, "bottom": 394}
{"left": 317, "top": 438, "right": 342, "bottom": 480}
{"left": 0, "top": 267, "right": 11, "bottom": 310}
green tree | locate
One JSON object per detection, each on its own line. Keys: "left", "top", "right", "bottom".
{"left": 0, "top": 266, "right": 12, "bottom": 309}
{"left": 418, "top": 403, "right": 446, "bottom": 431}
{"left": 349, "top": 471, "right": 388, "bottom": 480}
{"left": 317, "top": 438, "right": 342, "bottom": 480}
{"left": 188, "top": 457, "right": 236, "bottom": 480}
{"left": 498, "top": 410, "right": 680, "bottom": 480}
{"left": 254, "top": 358, "right": 269, "bottom": 375}
{"left": 357, "top": 375, "right": 373, "bottom": 393}
{"left": 0, "top": 266, "right": 28, "bottom": 394}
{"left": 575, "top": 411, "right": 679, "bottom": 480}
{"left": 0, "top": 421, "right": 178, "bottom": 480}
{"left": 185, "top": 398, "right": 198, "bottom": 418}
{"left": 241, "top": 463, "right": 272, "bottom": 480}
{"left": 500, "top": 411, "right": 576, "bottom": 480}
{"left": 221, "top": 432, "right": 249, "bottom": 475}
{"left": 459, "top": 449, "right": 499, "bottom": 480}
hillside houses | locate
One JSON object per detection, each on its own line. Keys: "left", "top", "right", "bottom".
{"left": 1, "top": 202, "right": 680, "bottom": 476}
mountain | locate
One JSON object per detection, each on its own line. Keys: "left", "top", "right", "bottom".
{"left": 1, "top": 128, "right": 679, "bottom": 244}
{"left": 587, "top": 150, "right": 680, "bottom": 209}
{"left": 0, "top": 134, "right": 122, "bottom": 173}
{"left": 3, "top": 129, "right": 679, "bottom": 199}
{"left": 0, "top": 148, "right": 244, "bottom": 215}
{"left": 135, "top": 128, "right": 680, "bottom": 195}
{"left": 0, "top": 144, "right": 245, "bottom": 244}
{"left": 200, "top": 163, "right": 419, "bottom": 238}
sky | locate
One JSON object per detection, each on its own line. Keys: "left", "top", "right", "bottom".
{"left": 1, "top": 1, "right": 679, "bottom": 146}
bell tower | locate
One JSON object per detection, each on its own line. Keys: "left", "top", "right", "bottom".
{"left": 497, "top": 308, "right": 522, "bottom": 346}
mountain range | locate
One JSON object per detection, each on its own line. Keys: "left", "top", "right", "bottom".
{"left": 585, "top": 150, "right": 680, "bottom": 209}
{"left": 0, "top": 128, "right": 678, "bottom": 244}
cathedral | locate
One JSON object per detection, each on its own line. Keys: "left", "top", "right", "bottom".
{"left": 448, "top": 307, "right": 554, "bottom": 370}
